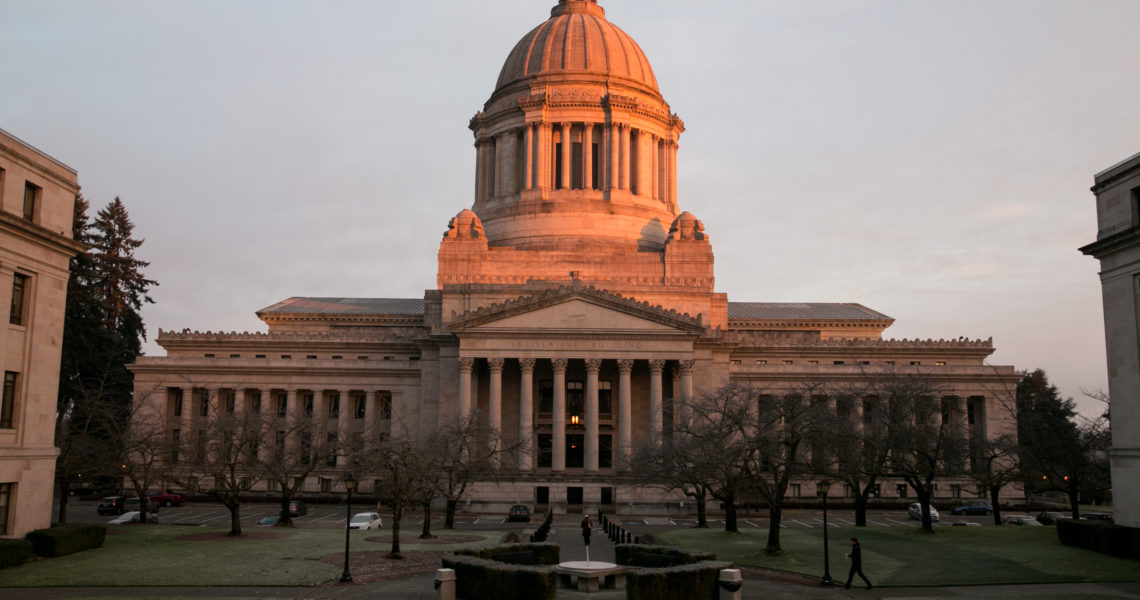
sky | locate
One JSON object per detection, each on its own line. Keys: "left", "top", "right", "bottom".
{"left": 3, "top": 0, "right": 1138, "bottom": 416}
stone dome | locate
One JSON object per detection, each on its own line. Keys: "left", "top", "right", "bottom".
{"left": 494, "top": 0, "right": 659, "bottom": 98}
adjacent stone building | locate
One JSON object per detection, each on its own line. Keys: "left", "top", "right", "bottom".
{"left": 1080, "top": 151, "right": 1140, "bottom": 528}
{"left": 131, "top": 0, "right": 1020, "bottom": 513}
{"left": 1, "top": 127, "right": 82, "bottom": 537}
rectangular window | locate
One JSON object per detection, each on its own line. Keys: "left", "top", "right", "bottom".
{"left": 326, "top": 433, "right": 337, "bottom": 467}
{"left": 9, "top": 273, "right": 28, "bottom": 326}
{"left": 833, "top": 360, "right": 845, "bottom": 365}
{"left": 536, "top": 486, "right": 550, "bottom": 506}
{"left": 598, "top": 381, "right": 612, "bottom": 416}
{"left": 328, "top": 395, "right": 339, "bottom": 419}
{"left": 782, "top": 360, "right": 793, "bottom": 365}
{"left": 198, "top": 392, "right": 208, "bottom": 417}
{"left": 1, "top": 372, "right": 17, "bottom": 428}
{"left": 23, "top": 182, "right": 40, "bottom": 221}
{"left": 755, "top": 360, "right": 767, "bottom": 365}
{"left": 320, "top": 477, "right": 331, "bottom": 493}
{"left": 380, "top": 394, "right": 392, "bottom": 420}
{"left": 599, "top": 434, "right": 612, "bottom": 469}
{"left": 885, "top": 360, "right": 895, "bottom": 366}
{"left": 169, "top": 429, "right": 180, "bottom": 464}
{"left": 935, "top": 361, "right": 946, "bottom": 366}
{"left": 537, "top": 434, "right": 552, "bottom": 468}
{"left": 275, "top": 431, "right": 285, "bottom": 460}
{"left": 1, "top": 482, "right": 12, "bottom": 535}
{"left": 196, "top": 430, "right": 207, "bottom": 462}
{"left": 538, "top": 380, "right": 553, "bottom": 415}
{"left": 566, "top": 380, "right": 584, "bottom": 419}
{"left": 276, "top": 393, "right": 287, "bottom": 418}
{"left": 251, "top": 391, "right": 262, "bottom": 414}
{"left": 268, "top": 479, "right": 280, "bottom": 492}
{"left": 790, "top": 483, "right": 801, "bottom": 498}
{"left": 601, "top": 486, "right": 613, "bottom": 506}
{"left": 896, "top": 484, "right": 908, "bottom": 498}
{"left": 807, "top": 360, "right": 819, "bottom": 365}
{"left": 224, "top": 391, "right": 235, "bottom": 413}
{"left": 951, "top": 484, "right": 962, "bottom": 499}
{"left": 303, "top": 393, "right": 314, "bottom": 417}
{"left": 300, "top": 433, "right": 312, "bottom": 464}
{"left": 354, "top": 394, "right": 366, "bottom": 419}
{"left": 910, "top": 361, "right": 922, "bottom": 366}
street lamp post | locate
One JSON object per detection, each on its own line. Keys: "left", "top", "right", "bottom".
{"left": 341, "top": 473, "right": 356, "bottom": 583}
{"left": 818, "top": 479, "right": 832, "bottom": 585}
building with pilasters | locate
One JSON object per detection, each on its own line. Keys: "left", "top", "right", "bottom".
{"left": 1, "top": 127, "right": 82, "bottom": 537}
{"left": 130, "top": 0, "right": 1020, "bottom": 512}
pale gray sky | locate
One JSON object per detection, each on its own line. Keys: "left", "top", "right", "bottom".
{"left": 4, "top": 0, "right": 1137, "bottom": 414}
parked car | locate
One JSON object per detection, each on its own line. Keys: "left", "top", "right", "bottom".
{"left": 908, "top": 503, "right": 940, "bottom": 522}
{"left": 124, "top": 497, "right": 155, "bottom": 512}
{"left": 288, "top": 500, "right": 307, "bottom": 517}
{"left": 256, "top": 516, "right": 279, "bottom": 527}
{"left": 108, "top": 511, "right": 159, "bottom": 525}
{"left": 508, "top": 505, "right": 531, "bottom": 522}
{"left": 1081, "top": 512, "right": 1114, "bottom": 523}
{"left": 148, "top": 489, "right": 187, "bottom": 507}
{"left": 97, "top": 496, "right": 126, "bottom": 516}
{"left": 349, "top": 512, "right": 383, "bottom": 530}
{"left": 1036, "top": 511, "right": 1068, "bottom": 525}
{"left": 950, "top": 501, "right": 993, "bottom": 516}
{"left": 1004, "top": 514, "right": 1043, "bottom": 526}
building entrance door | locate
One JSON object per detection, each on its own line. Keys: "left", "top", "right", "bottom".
{"left": 566, "top": 434, "right": 584, "bottom": 468}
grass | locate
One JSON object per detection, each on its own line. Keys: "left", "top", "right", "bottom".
{"left": 657, "top": 525, "right": 1140, "bottom": 587}
{"left": 0, "top": 526, "right": 502, "bottom": 587}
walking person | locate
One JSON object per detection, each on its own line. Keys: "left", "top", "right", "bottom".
{"left": 844, "top": 537, "right": 872, "bottom": 589}
{"left": 581, "top": 514, "right": 592, "bottom": 546}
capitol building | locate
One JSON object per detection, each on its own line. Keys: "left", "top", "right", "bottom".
{"left": 131, "top": 0, "right": 1019, "bottom": 512}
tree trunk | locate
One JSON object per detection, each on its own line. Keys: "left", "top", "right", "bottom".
{"left": 444, "top": 499, "right": 457, "bottom": 529}
{"left": 853, "top": 492, "right": 868, "bottom": 527}
{"left": 695, "top": 494, "right": 707, "bottom": 528}
{"left": 228, "top": 501, "right": 242, "bottom": 536}
{"left": 766, "top": 503, "right": 783, "bottom": 554}
{"left": 1068, "top": 484, "right": 1080, "bottom": 519}
{"left": 917, "top": 487, "right": 934, "bottom": 532}
{"left": 724, "top": 495, "right": 739, "bottom": 533}
{"left": 58, "top": 480, "right": 70, "bottom": 523}
{"left": 278, "top": 494, "right": 293, "bottom": 526}
{"left": 420, "top": 502, "right": 434, "bottom": 539}
{"left": 989, "top": 486, "right": 1003, "bottom": 525}
{"left": 389, "top": 506, "right": 403, "bottom": 557}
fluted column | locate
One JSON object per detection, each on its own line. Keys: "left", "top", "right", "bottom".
{"left": 636, "top": 130, "right": 651, "bottom": 196}
{"left": 679, "top": 360, "right": 694, "bottom": 428}
{"left": 518, "top": 358, "right": 535, "bottom": 472}
{"left": 668, "top": 140, "right": 678, "bottom": 207}
{"left": 524, "top": 125, "right": 534, "bottom": 190}
{"left": 338, "top": 389, "right": 353, "bottom": 466}
{"left": 648, "top": 360, "right": 664, "bottom": 445}
{"left": 617, "top": 359, "right": 633, "bottom": 471}
{"left": 855, "top": 397, "right": 866, "bottom": 436}
{"left": 650, "top": 137, "right": 659, "bottom": 200}
{"left": 285, "top": 388, "right": 299, "bottom": 457}
{"left": 582, "top": 123, "right": 593, "bottom": 190}
{"left": 585, "top": 359, "right": 601, "bottom": 473}
{"left": 552, "top": 358, "right": 567, "bottom": 472}
{"left": 365, "top": 391, "right": 378, "bottom": 446}
{"left": 179, "top": 387, "right": 193, "bottom": 441}
{"left": 458, "top": 357, "right": 474, "bottom": 426}
{"left": 560, "top": 123, "right": 573, "bottom": 190}
{"left": 619, "top": 124, "right": 631, "bottom": 190}
{"left": 607, "top": 122, "right": 618, "bottom": 190}
{"left": 474, "top": 140, "right": 487, "bottom": 203}
{"left": 488, "top": 358, "right": 504, "bottom": 461}
{"left": 541, "top": 123, "right": 553, "bottom": 190}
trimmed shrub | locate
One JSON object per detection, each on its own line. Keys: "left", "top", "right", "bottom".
{"left": 615, "top": 544, "right": 715, "bottom": 567}
{"left": 0, "top": 538, "right": 34, "bottom": 569}
{"left": 24, "top": 523, "right": 106, "bottom": 558}
{"left": 442, "top": 554, "right": 558, "bottom": 600}
{"left": 1057, "top": 519, "right": 1140, "bottom": 559}
{"left": 455, "top": 542, "right": 560, "bottom": 566}
{"left": 625, "top": 560, "right": 733, "bottom": 600}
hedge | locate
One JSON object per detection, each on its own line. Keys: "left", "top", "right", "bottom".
{"left": 0, "top": 538, "right": 33, "bottom": 570}
{"left": 615, "top": 544, "right": 715, "bottom": 567}
{"left": 625, "top": 560, "right": 733, "bottom": 600}
{"left": 1056, "top": 519, "right": 1140, "bottom": 559}
{"left": 442, "top": 553, "right": 558, "bottom": 600}
{"left": 454, "top": 542, "right": 560, "bottom": 566}
{"left": 24, "top": 523, "right": 106, "bottom": 558}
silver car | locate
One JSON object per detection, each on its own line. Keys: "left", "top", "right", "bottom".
{"left": 348, "top": 512, "right": 383, "bottom": 530}
{"left": 908, "top": 502, "right": 940, "bottom": 522}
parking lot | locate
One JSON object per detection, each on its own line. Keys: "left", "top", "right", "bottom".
{"left": 60, "top": 498, "right": 998, "bottom": 532}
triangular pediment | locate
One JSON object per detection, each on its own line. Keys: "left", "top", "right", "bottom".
{"left": 448, "top": 284, "right": 705, "bottom": 335}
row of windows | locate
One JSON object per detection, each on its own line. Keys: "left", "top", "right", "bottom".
{"left": 169, "top": 428, "right": 374, "bottom": 469}
{"left": 172, "top": 390, "right": 392, "bottom": 421}
{"left": 787, "top": 482, "right": 966, "bottom": 499}
{"left": 201, "top": 353, "right": 409, "bottom": 361}
{"left": 736, "top": 359, "right": 948, "bottom": 367}
{"left": 537, "top": 380, "right": 613, "bottom": 416}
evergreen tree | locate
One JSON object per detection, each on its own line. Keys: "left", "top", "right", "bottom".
{"left": 55, "top": 195, "right": 157, "bottom": 521}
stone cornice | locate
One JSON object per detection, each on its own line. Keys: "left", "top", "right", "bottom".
{"left": 0, "top": 211, "right": 86, "bottom": 256}
{"left": 447, "top": 281, "right": 705, "bottom": 333}
{"left": 725, "top": 332, "right": 994, "bottom": 350}
{"left": 728, "top": 319, "right": 892, "bottom": 331}
{"left": 257, "top": 313, "right": 424, "bottom": 327}
{"left": 1079, "top": 225, "right": 1140, "bottom": 259}
{"left": 156, "top": 328, "right": 424, "bottom": 348}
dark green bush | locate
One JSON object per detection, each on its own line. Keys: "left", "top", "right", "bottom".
{"left": 442, "top": 554, "right": 557, "bottom": 600}
{"left": 625, "top": 560, "right": 732, "bottom": 600}
{"left": 24, "top": 523, "right": 106, "bottom": 558}
{"left": 1057, "top": 519, "right": 1140, "bottom": 559}
{"left": 615, "top": 544, "right": 715, "bottom": 567}
{"left": 0, "top": 538, "right": 33, "bottom": 569}
{"left": 455, "top": 542, "right": 560, "bottom": 566}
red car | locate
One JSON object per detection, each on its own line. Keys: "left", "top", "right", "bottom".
{"left": 148, "top": 489, "right": 187, "bottom": 507}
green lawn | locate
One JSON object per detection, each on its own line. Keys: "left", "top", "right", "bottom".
{"left": 657, "top": 525, "right": 1140, "bottom": 587}
{"left": 1, "top": 526, "right": 501, "bottom": 587}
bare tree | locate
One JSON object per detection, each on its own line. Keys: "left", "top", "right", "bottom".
{"left": 113, "top": 385, "right": 170, "bottom": 524}
{"left": 630, "top": 434, "right": 717, "bottom": 528}
{"left": 967, "top": 434, "right": 1019, "bottom": 525}
{"left": 358, "top": 423, "right": 434, "bottom": 558}
{"left": 259, "top": 410, "right": 337, "bottom": 527}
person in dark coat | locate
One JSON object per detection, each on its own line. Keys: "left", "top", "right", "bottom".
{"left": 845, "top": 537, "right": 872, "bottom": 589}
{"left": 581, "top": 515, "right": 592, "bottom": 546}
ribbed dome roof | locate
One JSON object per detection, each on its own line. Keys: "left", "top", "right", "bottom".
{"left": 495, "top": 0, "right": 658, "bottom": 95}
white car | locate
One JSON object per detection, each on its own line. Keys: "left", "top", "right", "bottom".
{"left": 108, "top": 511, "right": 158, "bottom": 525}
{"left": 908, "top": 503, "right": 940, "bottom": 522}
{"left": 348, "top": 512, "right": 382, "bottom": 530}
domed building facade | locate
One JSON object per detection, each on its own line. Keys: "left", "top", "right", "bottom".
{"left": 132, "top": 0, "right": 1020, "bottom": 512}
